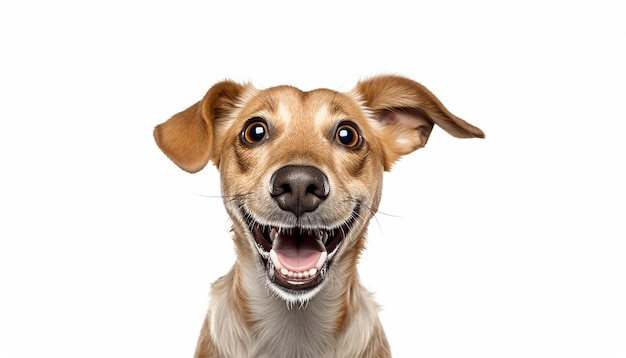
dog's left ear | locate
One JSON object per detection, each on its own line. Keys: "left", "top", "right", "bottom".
{"left": 352, "top": 75, "right": 484, "bottom": 170}
{"left": 153, "top": 80, "right": 248, "bottom": 173}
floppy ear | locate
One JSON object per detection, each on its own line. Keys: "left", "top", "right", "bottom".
{"left": 352, "top": 75, "right": 484, "bottom": 170}
{"left": 153, "top": 80, "right": 247, "bottom": 173}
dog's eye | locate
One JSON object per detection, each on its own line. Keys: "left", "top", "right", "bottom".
{"left": 242, "top": 118, "right": 269, "bottom": 145}
{"left": 334, "top": 122, "right": 362, "bottom": 149}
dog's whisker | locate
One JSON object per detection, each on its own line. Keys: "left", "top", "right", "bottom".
{"left": 192, "top": 192, "right": 253, "bottom": 203}
{"left": 191, "top": 193, "right": 223, "bottom": 199}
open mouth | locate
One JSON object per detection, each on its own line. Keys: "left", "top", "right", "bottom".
{"left": 244, "top": 207, "right": 359, "bottom": 293}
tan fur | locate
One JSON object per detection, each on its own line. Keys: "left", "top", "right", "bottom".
{"left": 154, "top": 75, "right": 484, "bottom": 357}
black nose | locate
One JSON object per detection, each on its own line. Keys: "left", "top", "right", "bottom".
{"left": 270, "top": 165, "right": 330, "bottom": 217}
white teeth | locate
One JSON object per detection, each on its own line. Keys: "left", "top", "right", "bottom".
{"left": 269, "top": 249, "right": 327, "bottom": 279}
{"left": 316, "top": 251, "right": 327, "bottom": 270}
{"left": 270, "top": 250, "right": 280, "bottom": 267}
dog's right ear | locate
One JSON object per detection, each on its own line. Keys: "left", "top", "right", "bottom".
{"left": 153, "top": 81, "right": 247, "bottom": 173}
{"left": 352, "top": 75, "right": 484, "bottom": 170}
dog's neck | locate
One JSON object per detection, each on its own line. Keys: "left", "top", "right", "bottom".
{"left": 207, "top": 234, "right": 379, "bottom": 358}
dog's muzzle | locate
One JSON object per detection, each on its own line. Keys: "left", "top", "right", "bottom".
{"left": 244, "top": 165, "right": 358, "bottom": 295}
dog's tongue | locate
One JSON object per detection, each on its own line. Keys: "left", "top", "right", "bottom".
{"left": 273, "top": 230, "right": 325, "bottom": 271}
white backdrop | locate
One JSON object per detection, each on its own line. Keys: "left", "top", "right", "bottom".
{"left": 1, "top": 1, "right": 624, "bottom": 357}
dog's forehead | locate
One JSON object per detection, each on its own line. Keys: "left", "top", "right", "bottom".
{"left": 240, "top": 85, "right": 367, "bottom": 127}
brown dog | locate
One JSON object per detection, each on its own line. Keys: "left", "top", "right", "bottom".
{"left": 154, "top": 75, "right": 483, "bottom": 357}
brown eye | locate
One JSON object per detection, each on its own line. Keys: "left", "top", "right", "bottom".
{"left": 335, "top": 122, "right": 362, "bottom": 149}
{"left": 242, "top": 117, "right": 269, "bottom": 145}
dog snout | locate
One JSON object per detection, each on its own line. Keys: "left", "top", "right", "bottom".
{"left": 270, "top": 165, "right": 329, "bottom": 217}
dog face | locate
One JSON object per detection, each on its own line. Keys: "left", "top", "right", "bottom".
{"left": 154, "top": 75, "right": 484, "bottom": 304}
{"left": 218, "top": 85, "right": 390, "bottom": 303}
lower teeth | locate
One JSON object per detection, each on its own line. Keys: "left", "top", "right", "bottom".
{"left": 280, "top": 267, "right": 318, "bottom": 279}
{"left": 270, "top": 249, "right": 327, "bottom": 279}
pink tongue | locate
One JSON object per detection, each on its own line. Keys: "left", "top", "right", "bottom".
{"left": 274, "top": 232, "right": 325, "bottom": 272}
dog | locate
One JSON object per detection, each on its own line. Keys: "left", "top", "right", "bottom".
{"left": 154, "top": 75, "right": 484, "bottom": 357}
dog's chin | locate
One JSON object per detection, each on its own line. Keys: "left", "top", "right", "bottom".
{"left": 243, "top": 207, "right": 359, "bottom": 304}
